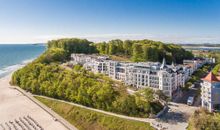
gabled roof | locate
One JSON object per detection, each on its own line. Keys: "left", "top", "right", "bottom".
{"left": 202, "top": 72, "right": 220, "bottom": 83}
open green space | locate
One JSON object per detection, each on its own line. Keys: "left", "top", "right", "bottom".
{"left": 35, "top": 96, "right": 154, "bottom": 130}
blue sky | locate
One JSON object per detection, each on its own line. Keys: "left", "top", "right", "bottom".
{"left": 0, "top": 0, "right": 219, "bottom": 43}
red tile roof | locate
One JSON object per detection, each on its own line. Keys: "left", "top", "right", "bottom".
{"left": 217, "top": 76, "right": 220, "bottom": 81}
{"left": 202, "top": 72, "right": 220, "bottom": 83}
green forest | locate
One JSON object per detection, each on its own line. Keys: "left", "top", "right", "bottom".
{"left": 45, "top": 38, "right": 193, "bottom": 64}
{"left": 95, "top": 39, "right": 193, "bottom": 63}
{"left": 47, "top": 38, "right": 97, "bottom": 56}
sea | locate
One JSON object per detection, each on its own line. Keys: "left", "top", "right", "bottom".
{"left": 0, "top": 44, "right": 46, "bottom": 78}
{"left": 183, "top": 46, "right": 220, "bottom": 51}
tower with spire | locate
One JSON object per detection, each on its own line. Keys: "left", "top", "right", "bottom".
{"left": 160, "top": 57, "right": 167, "bottom": 70}
{"left": 171, "top": 61, "right": 175, "bottom": 68}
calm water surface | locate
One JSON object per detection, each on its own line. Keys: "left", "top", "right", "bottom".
{"left": 0, "top": 44, "right": 46, "bottom": 77}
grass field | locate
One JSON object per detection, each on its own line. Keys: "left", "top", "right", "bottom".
{"left": 35, "top": 96, "right": 154, "bottom": 130}
{"left": 109, "top": 55, "right": 131, "bottom": 62}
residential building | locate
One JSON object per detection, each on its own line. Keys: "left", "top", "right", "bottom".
{"left": 183, "top": 57, "right": 215, "bottom": 74}
{"left": 201, "top": 72, "right": 220, "bottom": 112}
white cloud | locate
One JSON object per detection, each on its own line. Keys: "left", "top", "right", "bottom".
{"left": 36, "top": 33, "right": 220, "bottom": 44}
{"left": 36, "top": 33, "right": 147, "bottom": 42}
{"left": 0, "top": 33, "right": 219, "bottom": 44}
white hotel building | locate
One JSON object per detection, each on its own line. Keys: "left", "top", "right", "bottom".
{"left": 71, "top": 54, "right": 212, "bottom": 98}
{"left": 107, "top": 59, "right": 185, "bottom": 97}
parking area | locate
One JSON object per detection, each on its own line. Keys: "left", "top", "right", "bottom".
{"left": 174, "top": 81, "right": 201, "bottom": 107}
{"left": 155, "top": 102, "right": 198, "bottom": 130}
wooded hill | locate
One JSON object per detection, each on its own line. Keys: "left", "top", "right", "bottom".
{"left": 47, "top": 38, "right": 194, "bottom": 64}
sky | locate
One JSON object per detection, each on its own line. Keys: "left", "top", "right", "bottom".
{"left": 0, "top": 0, "right": 219, "bottom": 44}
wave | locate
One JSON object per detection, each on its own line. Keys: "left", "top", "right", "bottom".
{"left": 22, "top": 58, "right": 35, "bottom": 64}
{"left": 0, "top": 58, "right": 34, "bottom": 78}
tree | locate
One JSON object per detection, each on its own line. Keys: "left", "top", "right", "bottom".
{"left": 112, "top": 95, "right": 138, "bottom": 116}
{"left": 188, "top": 109, "right": 220, "bottom": 130}
{"left": 109, "top": 42, "right": 117, "bottom": 55}
{"left": 123, "top": 40, "right": 133, "bottom": 55}
{"left": 142, "top": 44, "right": 151, "bottom": 61}
{"left": 73, "top": 64, "right": 83, "bottom": 72}
{"left": 36, "top": 48, "right": 67, "bottom": 64}
{"left": 148, "top": 46, "right": 159, "bottom": 62}
{"left": 155, "top": 90, "right": 169, "bottom": 102}
{"left": 139, "top": 88, "right": 154, "bottom": 102}
{"left": 48, "top": 38, "right": 97, "bottom": 56}
{"left": 132, "top": 43, "right": 144, "bottom": 62}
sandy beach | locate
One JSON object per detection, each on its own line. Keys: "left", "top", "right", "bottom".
{"left": 0, "top": 74, "right": 70, "bottom": 130}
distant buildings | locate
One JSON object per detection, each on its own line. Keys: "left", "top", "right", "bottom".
{"left": 201, "top": 72, "right": 220, "bottom": 112}
{"left": 71, "top": 53, "right": 214, "bottom": 99}
{"left": 183, "top": 57, "right": 215, "bottom": 75}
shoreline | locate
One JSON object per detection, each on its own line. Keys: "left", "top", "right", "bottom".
{"left": 0, "top": 66, "right": 22, "bottom": 79}
{"left": 0, "top": 58, "right": 33, "bottom": 79}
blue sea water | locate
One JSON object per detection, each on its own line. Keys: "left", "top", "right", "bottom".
{"left": 0, "top": 44, "right": 46, "bottom": 77}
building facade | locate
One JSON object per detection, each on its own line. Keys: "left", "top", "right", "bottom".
{"left": 71, "top": 54, "right": 212, "bottom": 98}
{"left": 201, "top": 72, "right": 220, "bottom": 112}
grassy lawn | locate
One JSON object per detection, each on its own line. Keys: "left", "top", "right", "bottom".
{"left": 35, "top": 96, "right": 154, "bottom": 130}
{"left": 109, "top": 55, "right": 131, "bottom": 62}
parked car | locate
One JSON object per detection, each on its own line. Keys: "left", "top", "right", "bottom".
{"left": 187, "top": 96, "right": 194, "bottom": 106}
{"left": 191, "top": 84, "right": 195, "bottom": 88}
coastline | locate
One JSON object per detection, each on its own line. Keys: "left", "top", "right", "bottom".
{"left": 0, "top": 58, "right": 33, "bottom": 79}
{"left": 0, "top": 70, "right": 72, "bottom": 130}
{"left": 0, "top": 43, "right": 46, "bottom": 79}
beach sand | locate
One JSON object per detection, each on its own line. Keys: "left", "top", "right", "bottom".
{"left": 0, "top": 74, "right": 69, "bottom": 130}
